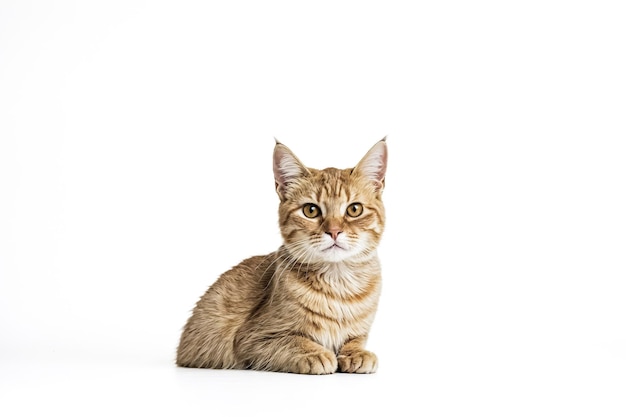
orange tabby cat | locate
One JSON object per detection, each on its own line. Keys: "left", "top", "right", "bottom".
{"left": 176, "top": 139, "right": 387, "bottom": 374}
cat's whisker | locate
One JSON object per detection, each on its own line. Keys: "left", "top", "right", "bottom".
{"left": 266, "top": 247, "right": 308, "bottom": 304}
{"left": 255, "top": 251, "right": 282, "bottom": 276}
{"left": 261, "top": 251, "right": 289, "bottom": 289}
{"left": 278, "top": 242, "right": 308, "bottom": 282}
{"left": 303, "top": 244, "right": 318, "bottom": 274}
{"left": 290, "top": 241, "right": 315, "bottom": 277}
{"left": 272, "top": 247, "right": 302, "bottom": 282}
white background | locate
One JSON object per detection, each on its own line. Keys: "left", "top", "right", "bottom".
{"left": 1, "top": 1, "right": 625, "bottom": 415}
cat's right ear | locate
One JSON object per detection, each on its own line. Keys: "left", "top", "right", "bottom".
{"left": 353, "top": 137, "right": 388, "bottom": 192}
{"left": 273, "top": 142, "right": 309, "bottom": 200}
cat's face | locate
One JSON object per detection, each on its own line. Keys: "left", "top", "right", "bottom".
{"left": 273, "top": 140, "right": 387, "bottom": 264}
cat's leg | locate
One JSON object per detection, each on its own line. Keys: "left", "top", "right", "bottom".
{"left": 235, "top": 332, "right": 338, "bottom": 375}
{"left": 337, "top": 336, "right": 378, "bottom": 374}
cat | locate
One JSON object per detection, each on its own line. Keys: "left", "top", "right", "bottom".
{"left": 176, "top": 138, "right": 387, "bottom": 374}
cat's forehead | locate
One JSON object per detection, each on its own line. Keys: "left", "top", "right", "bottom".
{"left": 310, "top": 167, "right": 350, "bottom": 188}
{"left": 313, "top": 167, "right": 349, "bottom": 179}
{"left": 298, "top": 167, "right": 369, "bottom": 202}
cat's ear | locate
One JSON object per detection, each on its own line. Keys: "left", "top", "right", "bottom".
{"left": 353, "top": 137, "right": 388, "bottom": 191}
{"left": 273, "top": 141, "right": 310, "bottom": 199}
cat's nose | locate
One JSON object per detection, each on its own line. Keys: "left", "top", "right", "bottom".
{"left": 325, "top": 227, "right": 343, "bottom": 241}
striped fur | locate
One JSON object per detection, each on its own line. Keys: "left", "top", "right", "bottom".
{"left": 176, "top": 139, "right": 387, "bottom": 374}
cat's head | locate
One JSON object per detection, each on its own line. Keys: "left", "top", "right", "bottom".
{"left": 273, "top": 139, "right": 387, "bottom": 264}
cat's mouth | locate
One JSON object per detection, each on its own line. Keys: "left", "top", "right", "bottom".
{"left": 322, "top": 243, "right": 345, "bottom": 252}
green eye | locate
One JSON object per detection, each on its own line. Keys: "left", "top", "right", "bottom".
{"left": 303, "top": 203, "right": 321, "bottom": 218}
{"left": 346, "top": 202, "right": 363, "bottom": 217}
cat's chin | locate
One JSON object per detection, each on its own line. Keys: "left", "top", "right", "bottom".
{"left": 318, "top": 245, "right": 358, "bottom": 263}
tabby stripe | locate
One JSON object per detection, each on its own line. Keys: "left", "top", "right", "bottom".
{"left": 352, "top": 212, "right": 376, "bottom": 227}
{"left": 367, "top": 206, "right": 383, "bottom": 222}
{"left": 298, "top": 298, "right": 376, "bottom": 324}
{"left": 344, "top": 188, "right": 352, "bottom": 204}
{"left": 280, "top": 206, "right": 302, "bottom": 226}
{"left": 295, "top": 275, "right": 380, "bottom": 304}
{"left": 335, "top": 180, "right": 343, "bottom": 198}
{"left": 315, "top": 188, "right": 323, "bottom": 204}
{"left": 298, "top": 302, "right": 338, "bottom": 322}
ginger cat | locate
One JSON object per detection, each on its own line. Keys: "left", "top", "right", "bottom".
{"left": 176, "top": 139, "right": 387, "bottom": 374}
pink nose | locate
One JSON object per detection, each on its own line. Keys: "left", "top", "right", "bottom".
{"left": 325, "top": 227, "right": 343, "bottom": 241}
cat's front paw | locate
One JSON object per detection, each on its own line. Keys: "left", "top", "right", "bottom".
{"left": 293, "top": 351, "right": 337, "bottom": 375}
{"left": 337, "top": 350, "right": 378, "bottom": 374}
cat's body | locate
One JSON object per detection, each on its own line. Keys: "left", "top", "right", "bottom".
{"left": 176, "top": 140, "right": 387, "bottom": 374}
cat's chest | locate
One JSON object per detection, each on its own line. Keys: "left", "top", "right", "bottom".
{"left": 303, "top": 292, "right": 377, "bottom": 353}
{"left": 287, "top": 264, "right": 381, "bottom": 352}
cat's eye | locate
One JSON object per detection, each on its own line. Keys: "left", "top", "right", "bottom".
{"left": 303, "top": 203, "right": 321, "bottom": 218}
{"left": 346, "top": 202, "right": 364, "bottom": 217}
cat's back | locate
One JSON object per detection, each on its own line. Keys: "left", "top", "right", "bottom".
{"left": 207, "top": 253, "right": 275, "bottom": 305}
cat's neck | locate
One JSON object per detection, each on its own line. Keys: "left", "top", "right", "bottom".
{"left": 276, "top": 245, "right": 380, "bottom": 294}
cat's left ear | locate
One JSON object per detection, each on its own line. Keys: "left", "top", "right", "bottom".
{"left": 273, "top": 141, "right": 310, "bottom": 200}
{"left": 353, "top": 137, "right": 388, "bottom": 191}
